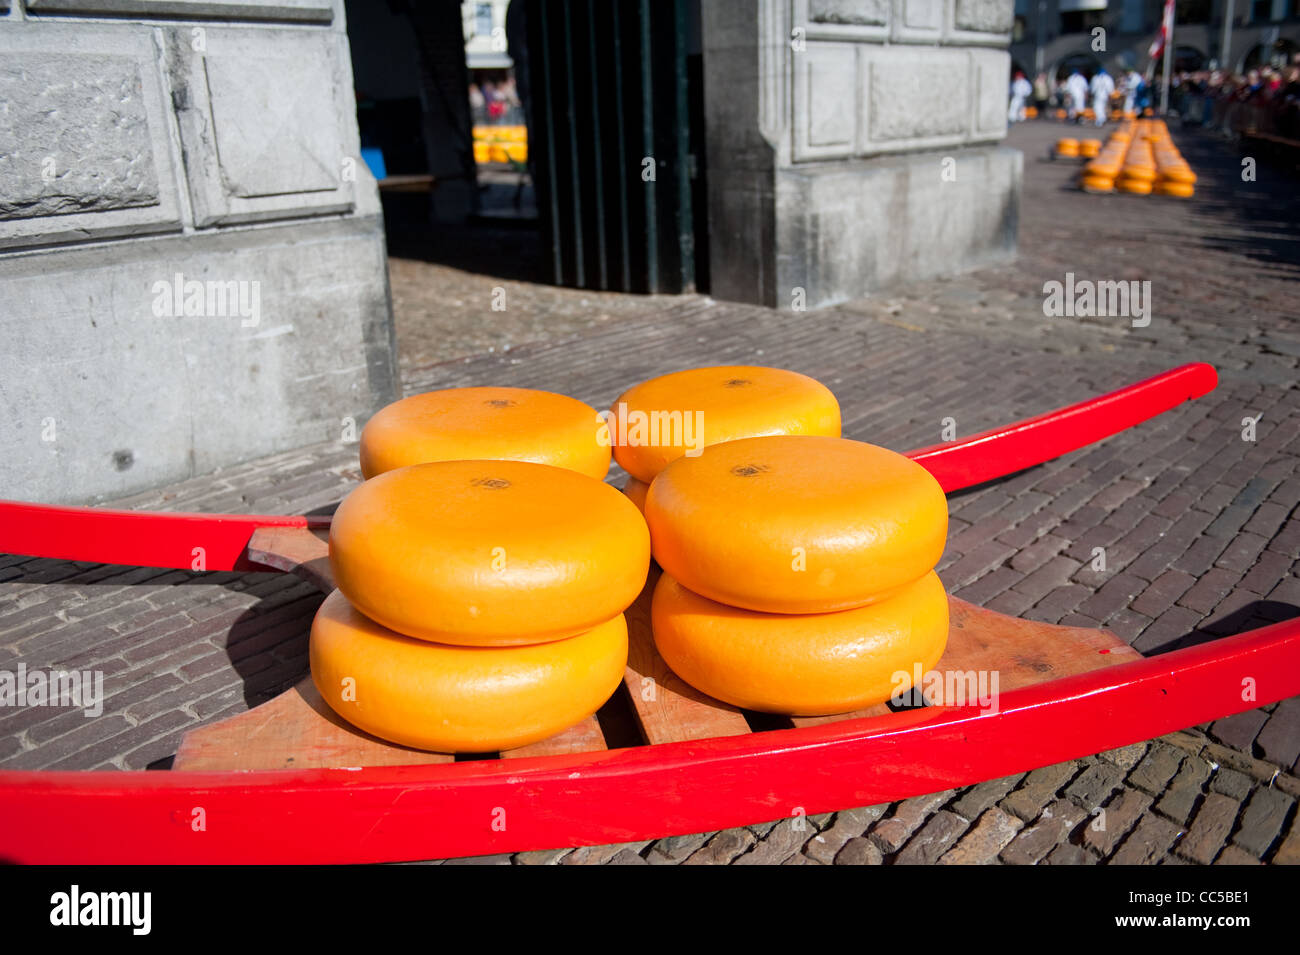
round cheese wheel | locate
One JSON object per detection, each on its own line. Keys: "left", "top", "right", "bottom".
{"left": 1158, "top": 164, "right": 1196, "bottom": 184}
{"left": 359, "top": 386, "right": 610, "bottom": 481}
{"left": 1081, "top": 175, "right": 1115, "bottom": 193}
{"left": 1118, "top": 177, "right": 1154, "bottom": 195}
{"left": 609, "top": 366, "right": 840, "bottom": 484}
{"left": 646, "top": 435, "right": 947, "bottom": 614}
{"left": 622, "top": 475, "right": 650, "bottom": 516}
{"left": 652, "top": 571, "right": 949, "bottom": 716}
{"left": 330, "top": 460, "right": 650, "bottom": 645}
{"left": 310, "top": 590, "right": 627, "bottom": 752}
{"left": 1155, "top": 180, "right": 1194, "bottom": 198}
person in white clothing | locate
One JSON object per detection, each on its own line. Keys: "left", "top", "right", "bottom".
{"left": 1008, "top": 71, "right": 1033, "bottom": 122}
{"left": 1123, "top": 69, "right": 1143, "bottom": 114}
{"left": 1089, "top": 68, "right": 1116, "bottom": 125}
{"left": 1065, "top": 70, "right": 1089, "bottom": 121}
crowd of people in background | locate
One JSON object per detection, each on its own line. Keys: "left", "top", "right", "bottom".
{"left": 1171, "top": 60, "right": 1300, "bottom": 139}
{"left": 469, "top": 76, "right": 523, "bottom": 124}
{"left": 1009, "top": 67, "right": 1152, "bottom": 124}
{"left": 1009, "top": 53, "right": 1300, "bottom": 141}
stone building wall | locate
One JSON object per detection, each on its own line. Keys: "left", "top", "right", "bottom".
{"left": 0, "top": 0, "right": 396, "bottom": 504}
{"left": 704, "top": 0, "right": 1022, "bottom": 309}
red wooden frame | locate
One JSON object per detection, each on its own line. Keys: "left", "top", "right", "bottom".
{"left": 0, "top": 359, "right": 1259, "bottom": 864}
{"left": 907, "top": 362, "right": 1217, "bottom": 492}
{"left": 0, "top": 616, "right": 1294, "bottom": 864}
{"left": 0, "top": 502, "right": 332, "bottom": 573}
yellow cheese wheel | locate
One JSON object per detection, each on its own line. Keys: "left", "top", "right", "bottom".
{"left": 609, "top": 366, "right": 841, "bottom": 483}
{"left": 330, "top": 460, "right": 650, "bottom": 645}
{"left": 645, "top": 435, "right": 948, "bottom": 614}
{"left": 1155, "top": 180, "right": 1194, "bottom": 198}
{"left": 652, "top": 571, "right": 949, "bottom": 716}
{"left": 1159, "top": 166, "right": 1197, "bottom": 185}
{"left": 310, "top": 590, "right": 628, "bottom": 752}
{"left": 1081, "top": 174, "right": 1115, "bottom": 193}
{"left": 359, "top": 386, "right": 610, "bottom": 481}
{"left": 1118, "top": 177, "right": 1154, "bottom": 195}
{"left": 622, "top": 475, "right": 650, "bottom": 516}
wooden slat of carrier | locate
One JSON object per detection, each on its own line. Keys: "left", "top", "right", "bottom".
{"left": 178, "top": 523, "right": 610, "bottom": 768}
{"left": 246, "top": 525, "right": 334, "bottom": 594}
{"left": 926, "top": 598, "right": 1140, "bottom": 702}
{"left": 622, "top": 566, "right": 753, "bottom": 744}
{"left": 173, "top": 676, "right": 454, "bottom": 770}
{"left": 791, "top": 705, "right": 891, "bottom": 728}
{"left": 794, "top": 596, "right": 1140, "bottom": 728}
{"left": 501, "top": 716, "right": 607, "bottom": 759}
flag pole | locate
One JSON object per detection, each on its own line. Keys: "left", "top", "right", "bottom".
{"left": 1160, "top": 0, "right": 1174, "bottom": 114}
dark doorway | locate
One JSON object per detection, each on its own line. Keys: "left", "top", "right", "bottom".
{"left": 342, "top": 0, "right": 708, "bottom": 294}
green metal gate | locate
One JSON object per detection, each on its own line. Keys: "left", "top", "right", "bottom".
{"left": 522, "top": 0, "right": 704, "bottom": 294}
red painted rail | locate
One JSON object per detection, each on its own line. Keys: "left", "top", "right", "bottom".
{"left": 0, "top": 363, "right": 1217, "bottom": 568}
{"left": 0, "top": 614, "right": 1294, "bottom": 864}
{"left": 906, "top": 362, "right": 1217, "bottom": 492}
{"left": 0, "top": 503, "right": 332, "bottom": 572}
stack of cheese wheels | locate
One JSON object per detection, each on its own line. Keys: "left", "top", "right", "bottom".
{"left": 1054, "top": 137, "right": 1080, "bottom": 159}
{"left": 610, "top": 365, "right": 841, "bottom": 514}
{"left": 358, "top": 386, "right": 610, "bottom": 480}
{"left": 1149, "top": 122, "right": 1196, "bottom": 198}
{"left": 1079, "top": 122, "right": 1134, "bottom": 193}
{"left": 645, "top": 435, "right": 950, "bottom": 716}
{"left": 1117, "top": 134, "right": 1157, "bottom": 195}
{"left": 312, "top": 459, "right": 650, "bottom": 752}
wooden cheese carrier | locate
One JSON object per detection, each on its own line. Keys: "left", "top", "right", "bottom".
{"left": 1, "top": 362, "right": 1298, "bottom": 864}
{"left": 173, "top": 524, "right": 1140, "bottom": 771}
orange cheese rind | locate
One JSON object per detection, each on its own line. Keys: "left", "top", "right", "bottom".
{"left": 651, "top": 571, "right": 950, "bottom": 716}
{"left": 609, "top": 366, "right": 841, "bottom": 484}
{"left": 310, "top": 590, "right": 628, "bottom": 752}
{"left": 359, "top": 386, "right": 611, "bottom": 481}
{"left": 330, "top": 460, "right": 650, "bottom": 645}
{"left": 645, "top": 435, "right": 947, "bottom": 614}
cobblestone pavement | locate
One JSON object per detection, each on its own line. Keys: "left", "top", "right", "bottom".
{"left": 2, "top": 120, "right": 1298, "bottom": 864}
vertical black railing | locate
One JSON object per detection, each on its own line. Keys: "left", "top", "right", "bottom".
{"left": 524, "top": 0, "right": 699, "bottom": 294}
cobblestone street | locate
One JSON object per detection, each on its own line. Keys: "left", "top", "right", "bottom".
{"left": 2, "top": 119, "right": 1298, "bottom": 864}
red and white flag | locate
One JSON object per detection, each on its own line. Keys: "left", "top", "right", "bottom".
{"left": 1149, "top": 0, "right": 1175, "bottom": 61}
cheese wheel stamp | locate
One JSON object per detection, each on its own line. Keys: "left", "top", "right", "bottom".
{"left": 646, "top": 435, "right": 947, "bottom": 614}
{"left": 310, "top": 590, "right": 628, "bottom": 752}
{"left": 330, "top": 460, "right": 650, "bottom": 645}
{"left": 359, "top": 386, "right": 610, "bottom": 481}
{"left": 652, "top": 571, "right": 949, "bottom": 716}
{"left": 609, "top": 366, "right": 841, "bottom": 484}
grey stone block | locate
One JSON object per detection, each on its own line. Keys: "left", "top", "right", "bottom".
{"left": 952, "top": 0, "right": 1013, "bottom": 36}
{"left": 0, "top": 216, "right": 397, "bottom": 503}
{"left": 165, "top": 26, "right": 374, "bottom": 227}
{"left": 810, "top": 0, "right": 890, "bottom": 26}
{"left": 26, "top": 0, "right": 334, "bottom": 21}
{"left": 0, "top": 24, "right": 183, "bottom": 249}
{"left": 0, "top": 54, "right": 159, "bottom": 221}
{"left": 892, "top": 0, "right": 944, "bottom": 43}
{"left": 867, "top": 48, "right": 971, "bottom": 145}
{"left": 772, "top": 145, "right": 1021, "bottom": 309}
